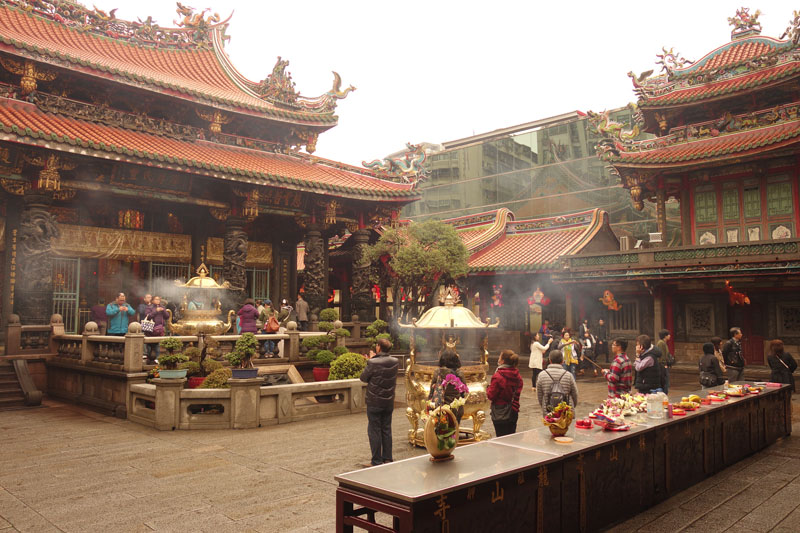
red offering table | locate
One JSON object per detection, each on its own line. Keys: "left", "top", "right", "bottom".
{"left": 335, "top": 384, "right": 791, "bottom": 532}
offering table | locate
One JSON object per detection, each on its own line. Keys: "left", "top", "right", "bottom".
{"left": 335, "top": 383, "right": 791, "bottom": 532}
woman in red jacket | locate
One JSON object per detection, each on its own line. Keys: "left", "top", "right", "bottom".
{"left": 487, "top": 350, "right": 524, "bottom": 437}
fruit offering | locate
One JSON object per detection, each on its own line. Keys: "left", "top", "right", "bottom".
{"left": 591, "top": 393, "right": 648, "bottom": 419}
{"left": 575, "top": 418, "right": 593, "bottom": 429}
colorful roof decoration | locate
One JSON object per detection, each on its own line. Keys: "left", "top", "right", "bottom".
{"left": 445, "top": 208, "right": 617, "bottom": 273}
{"left": 0, "top": 97, "right": 417, "bottom": 200}
{"left": 629, "top": 9, "right": 800, "bottom": 108}
{"left": 602, "top": 102, "right": 800, "bottom": 168}
{"left": 0, "top": 1, "right": 354, "bottom": 124}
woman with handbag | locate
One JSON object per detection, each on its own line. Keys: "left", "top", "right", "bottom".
{"left": 142, "top": 295, "right": 168, "bottom": 363}
{"left": 258, "top": 299, "right": 279, "bottom": 356}
{"left": 767, "top": 339, "right": 797, "bottom": 392}
{"left": 488, "top": 350, "right": 523, "bottom": 437}
{"left": 699, "top": 342, "right": 724, "bottom": 388}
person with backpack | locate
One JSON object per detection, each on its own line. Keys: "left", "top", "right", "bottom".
{"left": 536, "top": 350, "right": 578, "bottom": 413}
{"left": 634, "top": 334, "right": 664, "bottom": 394}
{"left": 488, "top": 350, "right": 524, "bottom": 437}
{"left": 722, "top": 327, "right": 745, "bottom": 382}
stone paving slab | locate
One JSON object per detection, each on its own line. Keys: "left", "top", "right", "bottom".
{"left": 0, "top": 370, "right": 797, "bottom": 532}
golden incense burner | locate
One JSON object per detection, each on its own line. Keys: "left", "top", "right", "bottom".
{"left": 401, "top": 289, "right": 499, "bottom": 446}
{"left": 165, "top": 263, "right": 236, "bottom": 335}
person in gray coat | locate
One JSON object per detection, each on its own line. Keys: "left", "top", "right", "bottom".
{"left": 360, "top": 338, "right": 399, "bottom": 466}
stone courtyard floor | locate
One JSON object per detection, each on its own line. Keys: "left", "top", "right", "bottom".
{"left": 1, "top": 370, "right": 799, "bottom": 532}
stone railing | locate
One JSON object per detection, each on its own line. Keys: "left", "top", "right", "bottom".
{"left": 127, "top": 377, "right": 367, "bottom": 430}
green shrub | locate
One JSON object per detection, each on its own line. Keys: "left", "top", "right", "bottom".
{"left": 159, "top": 352, "right": 189, "bottom": 369}
{"left": 178, "top": 361, "right": 201, "bottom": 377}
{"left": 365, "top": 319, "right": 388, "bottom": 338}
{"left": 333, "top": 328, "right": 351, "bottom": 338}
{"left": 333, "top": 346, "right": 349, "bottom": 357}
{"left": 306, "top": 348, "right": 321, "bottom": 360}
{"left": 202, "top": 358, "right": 223, "bottom": 375}
{"left": 319, "top": 308, "right": 339, "bottom": 322}
{"left": 301, "top": 335, "right": 328, "bottom": 350}
{"left": 183, "top": 347, "right": 201, "bottom": 362}
{"left": 329, "top": 352, "right": 367, "bottom": 380}
{"left": 159, "top": 337, "right": 183, "bottom": 354}
{"left": 200, "top": 367, "right": 232, "bottom": 388}
{"left": 314, "top": 349, "right": 336, "bottom": 366}
{"left": 318, "top": 321, "right": 334, "bottom": 332}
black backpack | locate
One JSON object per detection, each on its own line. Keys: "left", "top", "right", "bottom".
{"left": 545, "top": 370, "right": 568, "bottom": 411}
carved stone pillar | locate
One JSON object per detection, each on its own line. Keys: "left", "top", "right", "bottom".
{"left": 303, "top": 226, "right": 327, "bottom": 316}
{"left": 16, "top": 191, "right": 59, "bottom": 325}
{"left": 223, "top": 218, "right": 247, "bottom": 301}
{"left": 351, "top": 228, "right": 373, "bottom": 321}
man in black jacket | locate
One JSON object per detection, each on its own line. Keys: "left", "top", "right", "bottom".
{"left": 722, "top": 327, "right": 745, "bottom": 382}
{"left": 360, "top": 338, "right": 399, "bottom": 466}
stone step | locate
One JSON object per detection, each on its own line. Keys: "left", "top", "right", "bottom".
{"left": 0, "top": 381, "right": 21, "bottom": 391}
{"left": 0, "top": 388, "right": 23, "bottom": 399}
{"left": 0, "top": 397, "right": 26, "bottom": 409}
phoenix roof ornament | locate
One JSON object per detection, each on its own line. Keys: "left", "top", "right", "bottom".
{"left": 655, "top": 47, "right": 694, "bottom": 76}
{"left": 728, "top": 7, "right": 762, "bottom": 37}
{"left": 781, "top": 10, "right": 800, "bottom": 45}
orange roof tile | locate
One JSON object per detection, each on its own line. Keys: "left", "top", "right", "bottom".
{"left": 0, "top": 98, "right": 416, "bottom": 199}
{"left": 674, "top": 38, "right": 781, "bottom": 75}
{"left": 612, "top": 118, "right": 800, "bottom": 168}
{"left": 0, "top": 4, "right": 336, "bottom": 124}
{"left": 459, "top": 209, "right": 609, "bottom": 273}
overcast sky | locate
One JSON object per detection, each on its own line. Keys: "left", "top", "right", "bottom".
{"left": 95, "top": 1, "right": 795, "bottom": 165}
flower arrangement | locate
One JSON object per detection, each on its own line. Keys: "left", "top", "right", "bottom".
{"left": 426, "top": 374, "right": 468, "bottom": 451}
{"left": 543, "top": 401, "right": 574, "bottom": 436}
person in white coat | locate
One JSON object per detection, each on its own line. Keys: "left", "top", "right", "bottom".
{"left": 529, "top": 332, "right": 553, "bottom": 391}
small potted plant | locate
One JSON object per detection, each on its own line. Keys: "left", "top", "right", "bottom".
{"left": 158, "top": 352, "right": 190, "bottom": 379}
{"left": 312, "top": 349, "right": 336, "bottom": 381}
{"left": 226, "top": 332, "right": 259, "bottom": 378}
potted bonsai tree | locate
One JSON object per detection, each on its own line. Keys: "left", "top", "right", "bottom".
{"left": 226, "top": 332, "right": 259, "bottom": 378}
{"left": 159, "top": 337, "right": 183, "bottom": 357}
{"left": 312, "top": 349, "right": 336, "bottom": 381}
{"left": 159, "top": 352, "right": 190, "bottom": 378}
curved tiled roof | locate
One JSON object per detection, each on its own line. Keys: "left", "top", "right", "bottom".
{"left": 0, "top": 4, "right": 337, "bottom": 125}
{"left": 0, "top": 98, "right": 416, "bottom": 200}
{"left": 671, "top": 37, "right": 788, "bottom": 77}
{"left": 611, "top": 118, "right": 800, "bottom": 168}
{"left": 449, "top": 209, "right": 612, "bottom": 273}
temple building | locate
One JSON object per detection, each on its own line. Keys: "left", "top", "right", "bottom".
{"left": 555, "top": 8, "right": 800, "bottom": 362}
{"left": 0, "top": 1, "right": 418, "bottom": 334}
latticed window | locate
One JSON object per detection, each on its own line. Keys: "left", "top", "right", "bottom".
{"left": 609, "top": 301, "right": 639, "bottom": 334}
{"left": 722, "top": 188, "right": 739, "bottom": 220}
{"left": 695, "top": 191, "right": 717, "bottom": 224}
{"left": 767, "top": 182, "right": 792, "bottom": 216}
{"left": 743, "top": 187, "right": 761, "bottom": 218}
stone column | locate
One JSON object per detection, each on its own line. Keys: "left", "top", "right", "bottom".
{"left": 680, "top": 177, "right": 691, "bottom": 246}
{"left": 656, "top": 187, "right": 667, "bottom": 240}
{"left": 16, "top": 191, "right": 59, "bottom": 325}
{"left": 223, "top": 217, "right": 248, "bottom": 302}
{"left": 122, "top": 322, "right": 144, "bottom": 373}
{"left": 153, "top": 377, "right": 184, "bottom": 431}
{"left": 653, "top": 288, "right": 663, "bottom": 337}
{"left": 229, "top": 377, "right": 261, "bottom": 429}
{"left": 303, "top": 226, "right": 327, "bottom": 316}
{"left": 286, "top": 321, "right": 300, "bottom": 362}
{"left": 565, "top": 290, "right": 574, "bottom": 330}
{"left": 350, "top": 228, "right": 373, "bottom": 321}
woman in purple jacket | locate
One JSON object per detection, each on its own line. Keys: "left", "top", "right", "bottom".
{"left": 142, "top": 295, "right": 169, "bottom": 363}
{"left": 237, "top": 298, "right": 260, "bottom": 334}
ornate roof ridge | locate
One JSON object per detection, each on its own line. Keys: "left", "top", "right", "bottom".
{"left": 603, "top": 101, "right": 800, "bottom": 159}
{"left": 0, "top": 0, "right": 230, "bottom": 50}
{"left": 0, "top": 1, "right": 354, "bottom": 123}
{"left": 670, "top": 35, "right": 791, "bottom": 79}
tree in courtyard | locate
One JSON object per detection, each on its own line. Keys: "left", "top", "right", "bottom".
{"left": 367, "top": 219, "right": 469, "bottom": 320}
